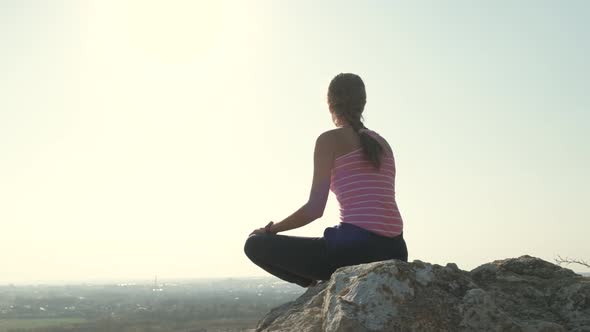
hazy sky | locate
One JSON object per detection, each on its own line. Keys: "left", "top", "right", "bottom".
{"left": 1, "top": 0, "right": 589, "bottom": 284}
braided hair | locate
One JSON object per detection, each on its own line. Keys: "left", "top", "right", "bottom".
{"left": 327, "top": 73, "right": 383, "bottom": 169}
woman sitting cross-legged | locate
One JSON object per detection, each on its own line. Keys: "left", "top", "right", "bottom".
{"left": 244, "top": 73, "right": 408, "bottom": 288}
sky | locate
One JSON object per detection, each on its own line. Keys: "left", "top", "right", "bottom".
{"left": 1, "top": 0, "right": 589, "bottom": 284}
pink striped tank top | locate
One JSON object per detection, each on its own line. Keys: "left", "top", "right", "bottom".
{"left": 330, "top": 130, "right": 403, "bottom": 238}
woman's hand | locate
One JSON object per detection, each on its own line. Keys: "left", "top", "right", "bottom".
{"left": 249, "top": 227, "right": 267, "bottom": 236}
{"left": 249, "top": 221, "right": 274, "bottom": 236}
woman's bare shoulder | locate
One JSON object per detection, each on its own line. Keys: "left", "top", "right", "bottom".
{"left": 323, "top": 127, "right": 346, "bottom": 136}
{"left": 315, "top": 128, "right": 349, "bottom": 154}
{"left": 317, "top": 128, "right": 344, "bottom": 142}
{"left": 315, "top": 129, "right": 338, "bottom": 148}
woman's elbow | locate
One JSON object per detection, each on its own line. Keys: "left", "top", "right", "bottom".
{"left": 305, "top": 200, "right": 325, "bottom": 221}
{"left": 313, "top": 210, "right": 324, "bottom": 219}
{"left": 307, "top": 206, "right": 324, "bottom": 220}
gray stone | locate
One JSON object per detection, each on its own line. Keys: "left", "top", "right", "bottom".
{"left": 255, "top": 255, "right": 590, "bottom": 332}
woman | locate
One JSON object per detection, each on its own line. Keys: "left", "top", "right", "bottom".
{"left": 243, "top": 73, "right": 408, "bottom": 288}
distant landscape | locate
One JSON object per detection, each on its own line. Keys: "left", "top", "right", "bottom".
{"left": 0, "top": 277, "right": 305, "bottom": 332}
{"left": 1, "top": 270, "right": 589, "bottom": 332}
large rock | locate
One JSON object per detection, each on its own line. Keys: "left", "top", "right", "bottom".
{"left": 255, "top": 255, "right": 590, "bottom": 332}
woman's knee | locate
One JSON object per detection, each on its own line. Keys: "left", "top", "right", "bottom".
{"left": 244, "top": 234, "right": 266, "bottom": 260}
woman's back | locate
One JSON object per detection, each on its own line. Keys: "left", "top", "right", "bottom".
{"left": 330, "top": 128, "right": 403, "bottom": 238}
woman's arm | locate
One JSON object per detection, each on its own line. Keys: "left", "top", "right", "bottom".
{"left": 269, "top": 132, "right": 334, "bottom": 233}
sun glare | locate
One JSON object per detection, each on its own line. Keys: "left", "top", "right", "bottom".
{"left": 111, "top": 1, "right": 227, "bottom": 62}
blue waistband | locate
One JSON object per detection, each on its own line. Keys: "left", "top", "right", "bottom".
{"left": 324, "top": 222, "right": 375, "bottom": 243}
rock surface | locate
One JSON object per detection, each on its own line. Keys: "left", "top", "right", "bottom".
{"left": 255, "top": 255, "right": 590, "bottom": 332}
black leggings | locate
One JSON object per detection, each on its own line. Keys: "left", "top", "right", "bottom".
{"left": 243, "top": 227, "right": 408, "bottom": 287}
